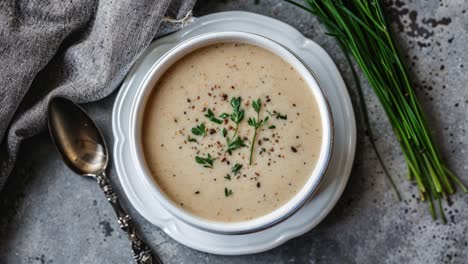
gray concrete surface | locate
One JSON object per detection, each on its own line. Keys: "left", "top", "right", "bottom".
{"left": 1, "top": 0, "right": 467, "bottom": 263}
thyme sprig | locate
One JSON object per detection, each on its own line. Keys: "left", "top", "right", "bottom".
{"left": 267, "top": 110, "right": 287, "bottom": 120}
{"left": 205, "top": 108, "right": 223, "bottom": 124}
{"left": 191, "top": 123, "right": 206, "bottom": 136}
{"left": 224, "top": 187, "right": 233, "bottom": 197}
{"left": 195, "top": 154, "right": 216, "bottom": 168}
{"left": 248, "top": 99, "right": 269, "bottom": 165}
{"left": 232, "top": 163, "right": 242, "bottom": 175}
{"left": 226, "top": 136, "right": 247, "bottom": 154}
{"left": 229, "top": 97, "right": 245, "bottom": 138}
{"left": 225, "top": 97, "right": 246, "bottom": 154}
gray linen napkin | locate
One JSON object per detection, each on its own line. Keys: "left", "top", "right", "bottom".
{"left": 0, "top": 0, "right": 196, "bottom": 190}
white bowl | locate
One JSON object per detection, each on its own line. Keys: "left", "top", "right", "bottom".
{"left": 129, "top": 31, "right": 333, "bottom": 235}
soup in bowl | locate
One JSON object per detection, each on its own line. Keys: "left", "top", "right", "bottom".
{"left": 130, "top": 32, "right": 333, "bottom": 234}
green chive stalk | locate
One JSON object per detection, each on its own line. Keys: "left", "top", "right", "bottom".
{"left": 286, "top": 0, "right": 467, "bottom": 220}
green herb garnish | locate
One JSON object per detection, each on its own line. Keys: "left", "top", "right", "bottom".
{"left": 248, "top": 99, "right": 269, "bottom": 165}
{"left": 187, "top": 136, "right": 197, "bottom": 143}
{"left": 224, "top": 187, "right": 233, "bottom": 197}
{"left": 205, "top": 108, "right": 223, "bottom": 124}
{"left": 195, "top": 154, "right": 216, "bottom": 168}
{"left": 226, "top": 136, "right": 247, "bottom": 154}
{"left": 268, "top": 125, "right": 276, "bottom": 129}
{"left": 286, "top": 0, "right": 468, "bottom": 221}
{"left": 191, "top": 123, "right": 206, "bottom": 136}
{"left": 267, "top": 110, "right": 287, "bottom": 120}
{"left": 231, "top": 163, "right": 242, "bottom": 175}
{"left": 222, "top": 128, "right": 227, "bottom": 137}
{"left": 229, "top": 97, "right": 245, "bottom": 138}
{"left": 224, "top": 174, "right": 231, "bottom": 180}
{"left": 223, "top": 97, "right": 246, "bottom": 154}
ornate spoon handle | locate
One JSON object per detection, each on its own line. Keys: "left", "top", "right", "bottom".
{"left": 96, "top": 172, "right": 162, "bottom": 264}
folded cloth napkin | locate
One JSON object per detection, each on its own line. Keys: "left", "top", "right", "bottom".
{"left": 0, "top": 0, "right": 196, "bottom": 190}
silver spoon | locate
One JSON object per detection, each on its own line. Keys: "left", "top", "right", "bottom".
{"left": 47, "top": 97, "right": 161, "bottom": 264}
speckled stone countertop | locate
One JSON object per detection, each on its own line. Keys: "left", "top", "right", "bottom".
{"left": 1, "top": 1, "right": 467, "bottom": 263}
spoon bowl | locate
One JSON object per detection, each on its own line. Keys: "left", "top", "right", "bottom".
{"left": 48, "top": 97, "right": 108, "bottom": 176}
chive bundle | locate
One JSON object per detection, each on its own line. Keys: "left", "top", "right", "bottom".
{"left": 286, "top": 0, "right": 467, "bottom": 220}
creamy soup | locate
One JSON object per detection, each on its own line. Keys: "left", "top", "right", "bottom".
{"left": 142, "top": 43, "right": 322, "bottom": 222}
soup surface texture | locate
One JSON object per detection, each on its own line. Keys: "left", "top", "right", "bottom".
{"left": 142, "top": 43, "right": 322, "bottom": 222}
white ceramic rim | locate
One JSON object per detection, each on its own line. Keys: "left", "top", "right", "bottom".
{"left": 129, "top": 31, "right": 333, "bottom": 234}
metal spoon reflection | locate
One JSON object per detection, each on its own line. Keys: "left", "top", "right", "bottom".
{"left": 48, "top": 97, "right": 161, "bottom": 264}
